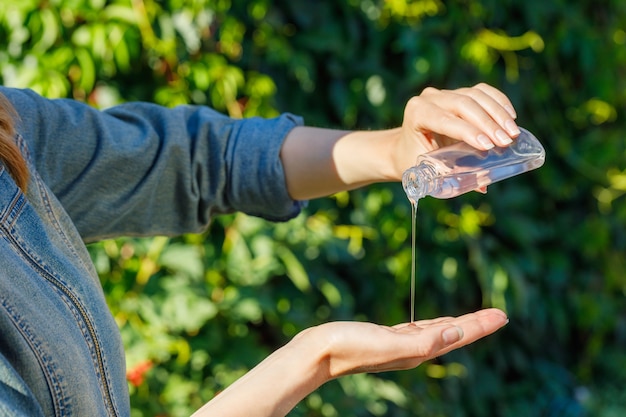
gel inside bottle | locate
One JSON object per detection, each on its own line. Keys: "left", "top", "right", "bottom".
{"left": 402, "top": 127, "right": 545, "bottom": 203}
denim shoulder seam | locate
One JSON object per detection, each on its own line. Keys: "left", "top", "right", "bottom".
{"left": 1, "top": 226, "right": 121, "bottom": 417}
{"left": 26, "top": 160, "right": 94, "bottom": 276}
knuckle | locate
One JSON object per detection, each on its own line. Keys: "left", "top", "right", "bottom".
{"left": 474, "top": 82, "right": 489, "bottom": 90}
{"left": 405, "top": 95, "right": 425, "bottom": 114}
{"left": 420, "top": 86, "right": 439, "bottom": 96}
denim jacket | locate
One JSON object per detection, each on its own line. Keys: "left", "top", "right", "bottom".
{"left": 0, "top": 87, "right": 304, "bottom": 416}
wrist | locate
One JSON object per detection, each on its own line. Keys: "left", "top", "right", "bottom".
{"left": 289, "top": 326, "right": 333, "bottom": 383}
{"left": 280, "top": 126, "right": 404, "bottom": 200}
{"left": 193, "top": 327, "right": 330, "bottom": 417}
{"left": 333, "top": 127, "right": 404, "bottom": 185}
{"left": 298, "top": 322, "right": 357, "bottom": 381}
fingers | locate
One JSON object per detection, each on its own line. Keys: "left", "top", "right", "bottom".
{"left": 393, "top": 308, "right": 507, "bottom": 330}
{"left": 473, "top": 82, "right": 517, "bottom": 119}
{"left": 429, "top": 308, "right": 508, "bottom": 338}
{"left": 391, "top": 308, "right": 508, "bottom": 358}
{"left": 456, "top": 85, "right": 520, "bottom": 141}
{"left": 434, "top": 308, "right": 509, "bottom": 356}
{"left": 320, "top": 309, "right": 508, "bottom": 378}
{"left": 392, "top": 316, "right": 455, "bottom": 330}
{"left": 407, "top": 84, "right": 520, "bottom": 150}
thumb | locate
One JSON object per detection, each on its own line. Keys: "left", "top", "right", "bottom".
{"left": 441, "top": 326, "right": 464, "bottom": 346}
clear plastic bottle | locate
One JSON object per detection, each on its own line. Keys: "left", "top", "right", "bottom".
{"left": 402, "top": 127, "right": 545, "bottom": 203}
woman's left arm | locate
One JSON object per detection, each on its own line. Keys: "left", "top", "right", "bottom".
{"left": 193, "top": 308, "right": 508, "bottom": 417}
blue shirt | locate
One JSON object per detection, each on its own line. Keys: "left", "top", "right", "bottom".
{"left": 0, "top": 87, "right": 304, "bottom": 416}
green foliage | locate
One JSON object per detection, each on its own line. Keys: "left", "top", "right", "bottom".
{"left": 2, "top": 0, "right": 626, "bottom": 416}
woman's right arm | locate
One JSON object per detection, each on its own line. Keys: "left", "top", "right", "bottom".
{"left": 0, "top": 86, "right": 305, "bottom": 241}
{"left": 279, "top": 83, "right": 520, "bottom": 201}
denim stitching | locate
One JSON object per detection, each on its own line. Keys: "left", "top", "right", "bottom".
{"left": 30, "top": 161, "right": 93, "bottom": 275}
{"left": 0, "top": 189, "right": 25, "bottom": 228}
{"left": 15, "top": 134, "right": 30, "bottom": 161}
{"left": 0, "top": 169, "right": 119, "bottom": 416}
{"left": 4, "top": 225, "right": 120, "bottom": 417}
{"left": 16, "top": 137, "right": 120, "bottom": 416}
{"left": 0, "top": 291, "right": 70, "bottom": 416}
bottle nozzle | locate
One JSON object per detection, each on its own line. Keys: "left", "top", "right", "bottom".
{"left": 402, "top": 166, "right": 426, "bottom": 204}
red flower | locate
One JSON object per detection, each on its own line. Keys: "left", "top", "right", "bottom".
{"left": 126, "top": 360, "right": 153, "bottom": 387}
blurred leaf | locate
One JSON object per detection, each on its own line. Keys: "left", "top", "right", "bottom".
{"left": 276, "top": 245, "right": 311, "bottom": 292}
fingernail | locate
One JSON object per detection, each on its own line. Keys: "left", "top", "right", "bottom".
{"left": 496, "top": 129, "right": 513, "bottom": 145}
{"left": 505, "top": 119, "right": 520, "bottom": 136}
{"left": 477, "top": 134, "right": 494, "bottom": 149}
{"left": 505, "top": 105, "right": 517, "bottom": 119}
{"left": 442, "top": 326, "right": 464, "bottom": 345}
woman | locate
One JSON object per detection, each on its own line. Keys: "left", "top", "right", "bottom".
{"left": 0, "top": 83, "right": 515, "bottom": 416}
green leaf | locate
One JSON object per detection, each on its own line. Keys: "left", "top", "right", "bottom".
{"left": 276, "top": 245, "right": 310, "bottom": 292}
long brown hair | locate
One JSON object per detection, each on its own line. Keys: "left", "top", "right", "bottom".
{"left": 0, "top": 93, "right": 28, "bottom": 191}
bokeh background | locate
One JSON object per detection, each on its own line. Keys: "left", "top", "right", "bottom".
{"left": 1, "top": 0, "right": 625, "bottom": 416}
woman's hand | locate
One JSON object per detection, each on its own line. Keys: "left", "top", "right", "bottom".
{"left": 310, "top": 307, "right": 508, "bottom": 378}
{"left": 390, "top": 83, "right": 521, "bottom": 181}
{"left": 280, "top": 83, "right": 521, "bottom": 200}
{"left": 194, "top": 308, "right": 508, "bottom": 417}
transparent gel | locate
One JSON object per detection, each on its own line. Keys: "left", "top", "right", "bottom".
{"left": 403, "top": 127, "right": 545, "bottom": 322}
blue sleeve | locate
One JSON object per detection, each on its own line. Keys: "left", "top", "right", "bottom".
{"left": 0, "top": 87, "right": 305, "bottom": 241}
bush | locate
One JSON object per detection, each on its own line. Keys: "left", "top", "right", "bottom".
{"left": 2, "top": 0, "right": 625, "bottom": 416}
